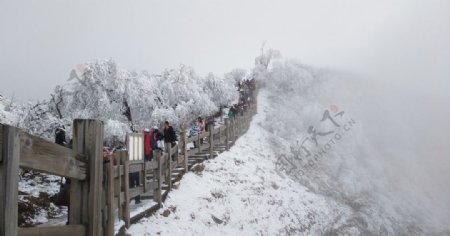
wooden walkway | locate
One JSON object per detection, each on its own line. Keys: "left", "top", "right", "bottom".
{"left": 0, "top": 93, "right": 257, "bottom": 236}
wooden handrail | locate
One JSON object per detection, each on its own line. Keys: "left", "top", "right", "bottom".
{"left": 18, "top": 225, "right": 86, "bottom": 236}
{"left": 0, "top": 91, "right": 258, "bottom": 236}
{"left": 19, "top": 131, "right": 87, "bottom": 180}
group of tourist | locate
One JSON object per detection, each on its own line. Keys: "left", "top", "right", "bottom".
{"left": 54, "top": 78, "right": 257, "bottom": 212}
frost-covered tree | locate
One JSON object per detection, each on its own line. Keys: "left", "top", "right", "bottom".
{"left": 204, "top": 73, "right": 239, "bottom": 107}
{"left": 49, "top": 85, "right": 65, "bottom": 119}
{"left": 16, "top": 58, "right": 240, "bottom": 143}
{"left": 151, "top": 65, "right": 218, "bottom": 128}
{"left": 253, "top": 44, "right": 281, "bottom": 81}
{"left": 224, "top": 68, "right": 247, "bottom": 86}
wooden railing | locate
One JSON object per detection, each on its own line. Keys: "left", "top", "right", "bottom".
{"left": 0, "top": 94, "right": 257, "bottom": 236}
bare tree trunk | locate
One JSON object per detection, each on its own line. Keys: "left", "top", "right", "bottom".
{"left": 50, "top": 87, "right": 64, "bottom": 119}
{"left": 122, "top": 99, "right": 134, "bottom": 132}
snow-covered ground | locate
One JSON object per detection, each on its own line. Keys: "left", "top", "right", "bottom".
{"left": 126, "top": 90, "right": 354, "bottom": 235}
{"left": 127, "top": 61, "right": 450, "bottom": 235}
{"left": 17, "top": 171, "right": 67, "bottom": 226}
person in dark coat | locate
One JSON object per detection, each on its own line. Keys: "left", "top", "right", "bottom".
{"left": 55, "top": 126, "right": 69, "bottom": 224}
{"left": 129, "top": 171, "right": 141, "bottom": 204}
{"left": 163, "top": 121, "right": 177, "bottom": 147}
{"left": 163, "top": 121, "right": 177, "bottom": 161}
{"left": 55, "top": 126, "right": 67, "bottom": 146}
{"left": 228, "top": 107, "right": 234, "bottom": 120}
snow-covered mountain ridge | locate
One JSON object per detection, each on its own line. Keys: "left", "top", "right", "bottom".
{"left": 127, "top": 59, "right": 450, "bottom": 235}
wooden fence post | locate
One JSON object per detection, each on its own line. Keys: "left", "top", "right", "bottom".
{"left": 143, "top": 161, "right": 148, "bottom": 193}
{"left": 112, "top": 155, "right": 122, "bottom": 222}
{"left": 105, "top": 159, "right": 114, "bottom": 236}
{"left": 236, "top": 117, "right": 239, "bottom": 139}
{"left": 209, "top": 124, "right": 214, "bottom": 159}
{"left": 0, "top": 125, "right": 20, "bottom": 236}
{"left": 166, "top": 146, "right": 172, "bottom": 191}
{"left": 154, "top": 150, "right": 162, "bottom": 206}
{"left": 230, "top": 120, "right": 234, "bottom": 144}
{"left": 197, "top": 131, "right": 201, "bottom": 154}
{"left": 71, "top": 119, "right": 104, "bottom": 236}
{"left": 120, "top": 152, "right": 130, "bottom": 228}
{"left": 225, "top": 118, "right": 230, "bottom": 151}
{"left": 181, "top": 129, "right": 188, "bottom": 172}
{"left": 175, "top": 144, "right": 179, "bottom": 164}
{"left": 218, "top": 124, "right": 221, "bottom": 145}
{"left": 236, "top": 117, "right": 239, "bottom": 137}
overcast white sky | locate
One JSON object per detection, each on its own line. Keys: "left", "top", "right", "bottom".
{"left": 0, "top": 0, "right": 449, "bottom": 101}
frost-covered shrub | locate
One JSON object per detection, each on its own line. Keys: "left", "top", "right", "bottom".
{"left": 0, "top": 94, "right": 22, "bottom": 127}
{"left": 19, "top": 102, "right": 64, "bottom": 141}
{"left": 204, "top": 73, "right": 239, "bottom": 108}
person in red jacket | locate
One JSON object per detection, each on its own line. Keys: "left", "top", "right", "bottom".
{"left": 143, "top": 128, "right": 152, "bottom": 161}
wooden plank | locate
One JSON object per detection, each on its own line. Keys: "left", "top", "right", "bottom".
{"left": 129, "top": 186, "right": 144, "bottom": 199}
{"left": 177, "top": 155, "right": 185, "bottom": 166}
{"left": 186, "top": 148, "right": 198, "bottom": 157}
{"left": 213, "top": 128, "right": 220, "bottom": 135}
{"left": 154, "top": 150, "right": 162, "bottom": 205}
{"left": 128, "top": 163, "right": 143, "bottom": 174}
{"left": 120, "top": 152, "right": 130, "bottom": 228}
{"left": 105, "top": 159, "right": 114, "bottom": 236}
{"left": 114, "top": 153, "right": 124, "bottom": 219}
{"left": 225, "top": 118, "right": 230, "bottom": 151}
{"left": 112, "top": 165, "right": 124, "bottom": 178}
{"left": 144, "top": 161, "right": 158, "bottom": 170}
{"left": 143, "top": 159, "right": 148, "bottom": 193}
{"left": 70, "top": 119, "right": 104, "bottom": 236}
{"left": 129, "top": 160, "right": 144, "bottom": 165}
{"left": 197, "top": 133, "right": 201, "bottom": 154}
{"left": 199, "top": 142, "right": 209, "bottom": 152}
{"left": 181, "top": 128, "right": 188, "bottom": 172}
{"left": 218, "top": 125, "right": 222, "bottom": 144}
{"left": 0, "top": 125, "right": 3, "bottom": 163}
{"left": 171, "top": 161, "right": 178, "bottom": 170}
{"left": 113, "top": 192, "right": 125, "bottom": 211}
{"left": 166, "top": 144, "right": 172, "bottom": 191}
{"left": 68, "top": 178, "right": 82, "bottom": 225}
{"left": 230, "top": 119, "right": 235, "bottom": 143}
{"left": 144, "top": 181, "right": 157, "bottom": 193}
{"left": 209, "top": 124, "right": 214, "bottom": 159}
{"left": 119, "top": 193, "right": 125, "bottom": 205}
{"left": 18, "top": 225, "right": 85, "bottom": 236}
{"left": 0, "top": 125, "right": 20, "bottom": 236}
{"left": 87, "top": 120, "right": 104, "bottom": 236}
{"left": 186, "top": 136, "right": 197, "bottom": 143}
{"left": 170, "top": 144, "right": 178, "bottom": 157}
{"left": 144, "top": 179, "right": 152, "bottom": 193}
{"left": 199, "top": 132, "right": 209, "bottom": 139}
{"left": 19, "top": 131, "right": 86, "bottom": 180}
